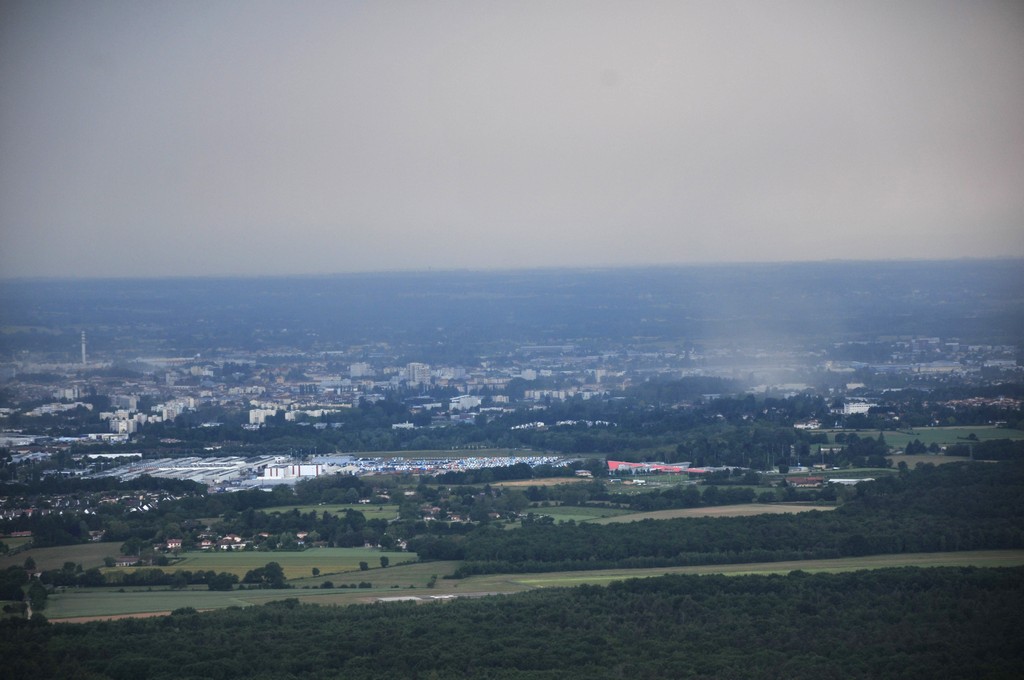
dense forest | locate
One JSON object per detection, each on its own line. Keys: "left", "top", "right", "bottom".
{"left": 3, "top": 566, "right": 1022, "bottom": 679}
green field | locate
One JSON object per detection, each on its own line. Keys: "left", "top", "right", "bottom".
{"left": 115, "top": 547, "right": 414, "bottom": 580}
{"left": 490, "top": 477, "right": 589, "bottom": 488}
{"left": 260, "top": 504, "right": 400, "bottom": 521}
{"left": 460, "top": 550, "right": 1024, "bottom": 590}
{"left": 0, "top": 543, "right": 413, "bottom": 580}
{"left": 43, "top": 550, "right": 1024, "bottom": 621}
{"left": 888, "top": 454, "right": 973, "bottom": 468}
{"left": 0, "top": 542, "right": 118, "bottom": 572}
{"left": 526, "top": 505, "right": 634, "bottom": 523}
{"left": 817, "top": 467, "right": 896, "bottom": 479}
{"left": 822, "top": 426, "right": 1024, "bottom": 450}
{"left": 290, "top": 559, "right": 461, "bottom": 589}
{"left": 44, "top": 587, "right": 391, "bottom": 620}
{"left": 0, "top": 536, "right": 33, "bottom": 550}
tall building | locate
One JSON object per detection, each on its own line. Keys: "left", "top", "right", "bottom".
{"left": 349, "top": 362, "right": 373, "bottom": 378}
{"left": 406, "top": 362, "right": 431, "bottom": 385}
{"left": 249, "top": 408, "right": 279, "bottom": 426}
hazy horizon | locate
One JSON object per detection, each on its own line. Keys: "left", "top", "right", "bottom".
{"left": 2, "top": 1, "right": 1022, "bottom": 279}
{"left": 0, "top": 255, "right": 1021, "bottom": 284}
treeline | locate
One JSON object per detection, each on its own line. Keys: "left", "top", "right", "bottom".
{"left": 832, "top": 432, "right": 891, "bottom": 467}
{"left": 3, "top": 567, "right": 1023, "bottom": 679}
{"left": 113, "top": 568, "right": 238, "bottom": 591}
{"left": 409, "top": 461, "right": 1024, "bottom": 576}
{"left": 0, "top": 473, "right": 205, "bottom": 497}
{"left": 441, "top": 509, "right": 1023, "bottom": 578}
{"left": 949, "top": 438, "right": 1024, "bottom": 460}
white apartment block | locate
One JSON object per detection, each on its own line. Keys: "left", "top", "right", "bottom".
{"left": 249, "top": 408, "right": 279, "bottom": 426}
{"left": 405, "top": 362, "right": 431, "bottom": 384}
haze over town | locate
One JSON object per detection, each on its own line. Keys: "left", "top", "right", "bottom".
{"left": 2, "top": 1, "right": 1023, "bottom": 279}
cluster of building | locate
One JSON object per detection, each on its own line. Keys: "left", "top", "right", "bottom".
{"left": 1, "top": 333, "right": 1018, "bottom": 457}
{"left": 87, "top": 453, "right": 573, "bottom": 489}
{"left": 824, "top": 339, "right": 1020, "bottom": 377}
{"left": 0, "top": 488, "right": 183, "bottom": 523}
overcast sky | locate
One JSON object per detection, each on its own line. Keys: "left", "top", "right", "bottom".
{"left": 1, "top": 1, "right": 1022, "bottom": 279}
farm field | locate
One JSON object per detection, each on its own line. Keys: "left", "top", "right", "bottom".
{"left": 590, "top": 503, "right": 837, "bottom": 524}
{"left": 43, "top": 550, "right": 1024, "bottom": 621}
{"left": 115, "top": 547, "right": 415, "bottom": 580}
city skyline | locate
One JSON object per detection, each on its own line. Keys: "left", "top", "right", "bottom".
{"left": 2, "top": 1, "right": 1023, "bottom": 279}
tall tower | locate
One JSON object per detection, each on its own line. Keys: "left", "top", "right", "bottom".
{"left": 81, "top": 331, "right": 87, "bottom": 365}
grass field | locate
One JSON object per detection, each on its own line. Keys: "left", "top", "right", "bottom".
{"left": 44, "top": 550, "right": 1024, "bottom": 621}
{"left": 0, "top": 542, "right": 118, "bottom": 572}
{"left": 458, "top": 550, "right": 1024, "bottom": 590}
{"left": 491, "top": 477, "right": 589, "bottom": 488}
{"left": 590, "top": 503, "right": 836, "bottom": 524}
{"left": 526, "top": 505, "right": 635, "bottom": 523}
{"left": 818, "top": 468, "right": 895, "bottom": 477}
{"left": 0, "top": 536, "right": 33, "bottom": 550}
{"left": 290, "top": 559, "right": 461, "bottom": 589}
{"left": 888, "top": 454, "right": 972, "bottom": 468}
{"left": 114, "top": 547, "right": 415, "bottom": 580}
{"left": 44, "top": 587, "right": 393, "bottom": 620}
{"left": 260, "top": 504, "right": 400, "bottom": 521}
{"left": 821, "top": 426, "right": 1024, "bottom": 450}
{"left": 0, "top": 543, "right": 413, "bottom": 579}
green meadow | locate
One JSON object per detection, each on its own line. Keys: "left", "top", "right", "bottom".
{"left": 0, "top": 542, "right": 118, "bottom": 572}
{"left": 44, "top": 550, "right": 1024, "bottom": 621}
{"left": 114, "top": 547, "right": 414, "bottom": 580}
{"left": 260, "top": 504, "right": 400, "bottom": 521}
{"left": 0, "top": 536, "right": 33, "bottom": 550}
{"left": 524, "top": 505, "right": 634, "bottom": 523}
{"left": 822, "top": 425, "right": 1024, "bottom": 450}
{"left": 463, "top": 550, "right": 1024, "bottom": 590}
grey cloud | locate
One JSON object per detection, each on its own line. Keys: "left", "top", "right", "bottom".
{"left": 1, "top": 1, "right": 1022, "bottom": 277}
